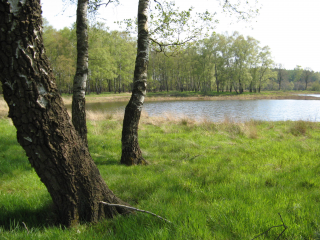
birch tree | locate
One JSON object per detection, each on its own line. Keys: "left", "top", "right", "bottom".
{"left": 0, "top": 0, "right": 130, "bottom": 226}
{"left": 72, "top": 0, "right": 89, "bottom": 145}
{"left": 69, "top": 0, "right": 120, "bottom": 143}
{"left": 121, "top": 0, "right": 150, "bottom": 165}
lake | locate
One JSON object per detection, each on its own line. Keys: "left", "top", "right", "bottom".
{"left": 84, "top": 97, "right": 320, "bottom": 122}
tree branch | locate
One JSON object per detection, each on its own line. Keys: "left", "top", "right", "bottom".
{"left": 99, "top": 201, "right": 172, "bottom": 223}
{"left": 88, "top": 0, "right": 119, "bottom": 13}
{"left": 251, "top": 213, "right": 288, "bottom": 240}
{"left": 153, "top": 0, "right": 164, "bottom": 12}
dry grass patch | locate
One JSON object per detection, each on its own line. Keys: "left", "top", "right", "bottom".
{"left": 288, "top": 120, "right": 314, "bottom": 136}
{"left": 0, "top": 98, "right": 9, "bottom": 117}
{"left": 87, "top": 110, "right": 117, "bottom": 121}
{"left": 61, "top": 96, "right": 72, "bottom": 105}
{"left": 140, "top": 112, "right": 196, "bottom": 126}
{"left": 218, "top": 116, "right": 243, "bottom": 136}
{"left": 243, "top": 120, "right": 260, "bottom": 139}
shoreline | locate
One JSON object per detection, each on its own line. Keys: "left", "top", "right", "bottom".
{"left": 1, "top": 92, "right": 319, "bottom": 117}
{"left": 62, "top": 92, "right": 320, "bottom": 104}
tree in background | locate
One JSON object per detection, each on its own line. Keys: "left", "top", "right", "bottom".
{"left": 230, "top": 33, "right": 257, "bottom": 93}
{"left": 311, "top": 72, "right": 320, "bottom": 91}
{"left": 275, "top": 63, "right": 286, "bottom": 90}
{"left": 88, "top": 23, "right": 117, "bottom": 94}
{"left": 302, "top": 67, "right": 313, "bottom": 90}
{"left": 42, "top": 21, "right": 76, "bottom": 94}
{"left": 113, "top": 31, "right": 136, "bottom": 93}
{"left": 291, "top": 65, "right": 303, "bottom": 90}
{"left": 257, "top": 46, "right": 275, "bottom": 92}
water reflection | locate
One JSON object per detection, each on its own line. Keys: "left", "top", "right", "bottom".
{"left": 298, "top": 94, "right": 320, "bottom": 98}
{"left": 83, "top": 99, "right": 320, "bottom": 122}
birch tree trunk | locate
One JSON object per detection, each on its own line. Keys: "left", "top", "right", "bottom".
{"left": 0, "top": 0, "right": 130, "bottom": 226}
{"left": 121, "top": 0, "right": 150, "bottom": 165}
{"left": 72, "top": 0, "right": 89, "bottom": 145}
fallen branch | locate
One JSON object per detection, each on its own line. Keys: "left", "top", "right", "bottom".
{"left": 99, "top": 201, "right": 171, "bottom": 223}
{"left": 251, "top": 213, "right": 288, "bottom": 240}
{"left": 189, "top": 155, "right": 203, "bottom": 161}
{"left": 182, "top": 154, "right": 203, "bottom": 161}
{"left": 22, "top": 222, "right": 29, "bottom": 234}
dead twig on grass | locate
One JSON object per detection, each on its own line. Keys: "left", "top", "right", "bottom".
{"left": 99, "top": 201, "right": 171, "bottom": 223}
{"left": 251, "top": 213, "right": 287, "bottom": 240}
{"left": 189, "top": 155, "right": 203, "bottom": 161}
{"left": 182, "top": 154, "right": 203, "bottom": 161}
{"left": 22, "top": 222, "right": 29, "bottom": 234}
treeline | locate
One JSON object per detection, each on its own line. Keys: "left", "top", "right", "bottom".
{"left": 149, "top": 33, "right": 276, "bottom": 93}
{"left": 2, "top": 19, "right": 319, "bottom": 95}
{"left": 273, "top": 65, "right": 320, "bottom": 91}
{"left": 149, "top": 35, "right": 320, "bottom": 93}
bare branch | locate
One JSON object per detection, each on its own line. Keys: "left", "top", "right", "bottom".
{"left": 22, "top": 222, "right": 29, "bottom": 234}
{"left": 251, "top": 213, "right": 288, "bottom": 240}
{"left": 153, "top": 0, "right": 164, "bottom": 12}
{"left": 88, "top": 0, "right": 113, "bottom": 12}
{"left": 149, "top": 36, "right": 196, "bottom": 48}
{"left": 100, "top": 201, "right": 172, "bottom": 223}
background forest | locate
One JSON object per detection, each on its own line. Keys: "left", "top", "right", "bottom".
{"left": 1, "top": 18, "right": 319, "bottom": 95}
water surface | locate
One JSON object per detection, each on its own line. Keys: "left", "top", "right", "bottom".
{"left": 84, "top": 99, "right": 320, "bottom": 122}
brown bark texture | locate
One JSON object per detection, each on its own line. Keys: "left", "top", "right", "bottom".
{"left": 0, "top": 0, "right": 130, "bottom": 226}
{"left": 121, "top": 0, "right": 150, "bottom": 166}
{"left": 72, "top": 0, "right": 89, "bottom": 146}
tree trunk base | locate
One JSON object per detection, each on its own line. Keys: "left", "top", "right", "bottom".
{"left": 120, "top": 151, "right": 149, "bottom": 166}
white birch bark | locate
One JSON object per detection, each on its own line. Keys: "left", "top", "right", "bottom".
{"left": 121, "top": 0, "right": 150, "bottom": 165}
{"left": 72, "top": 0, "right": 89, "bottom": 145}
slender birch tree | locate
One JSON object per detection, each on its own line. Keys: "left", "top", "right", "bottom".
{"left": 72, "top": 0, "right": 89, "bottom": 145}
{"left": 0, "top": 0, "right": 130, "bottom": 226}
{"left": 121, "top": 0, "right": 150, "bottom": 165}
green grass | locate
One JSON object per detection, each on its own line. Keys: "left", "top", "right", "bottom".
{"left": 1, "top": 117, "right": 320, "bottom": 239}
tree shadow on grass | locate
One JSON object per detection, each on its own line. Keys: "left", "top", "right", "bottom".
{"left": 0, "top": 203, "right": 58, "bottom": 231}
{"left": 93, "top": 155, "right": 120, "bottom": 166}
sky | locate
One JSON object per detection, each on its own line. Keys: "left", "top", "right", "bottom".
{"left": 41, "top": 0, "right": 320, "bottom": 72}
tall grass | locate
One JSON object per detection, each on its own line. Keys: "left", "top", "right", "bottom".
{"left": 1, "top": 114, "right": 320, "bottom": 239}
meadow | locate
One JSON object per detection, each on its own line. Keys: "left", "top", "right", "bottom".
{"left": 1, "top": 108, "right": 320, "bottom": 239}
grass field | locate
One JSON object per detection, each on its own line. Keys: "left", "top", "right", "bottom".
{"left": 1, "top": 110, "right": 320, "bottom": 239}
